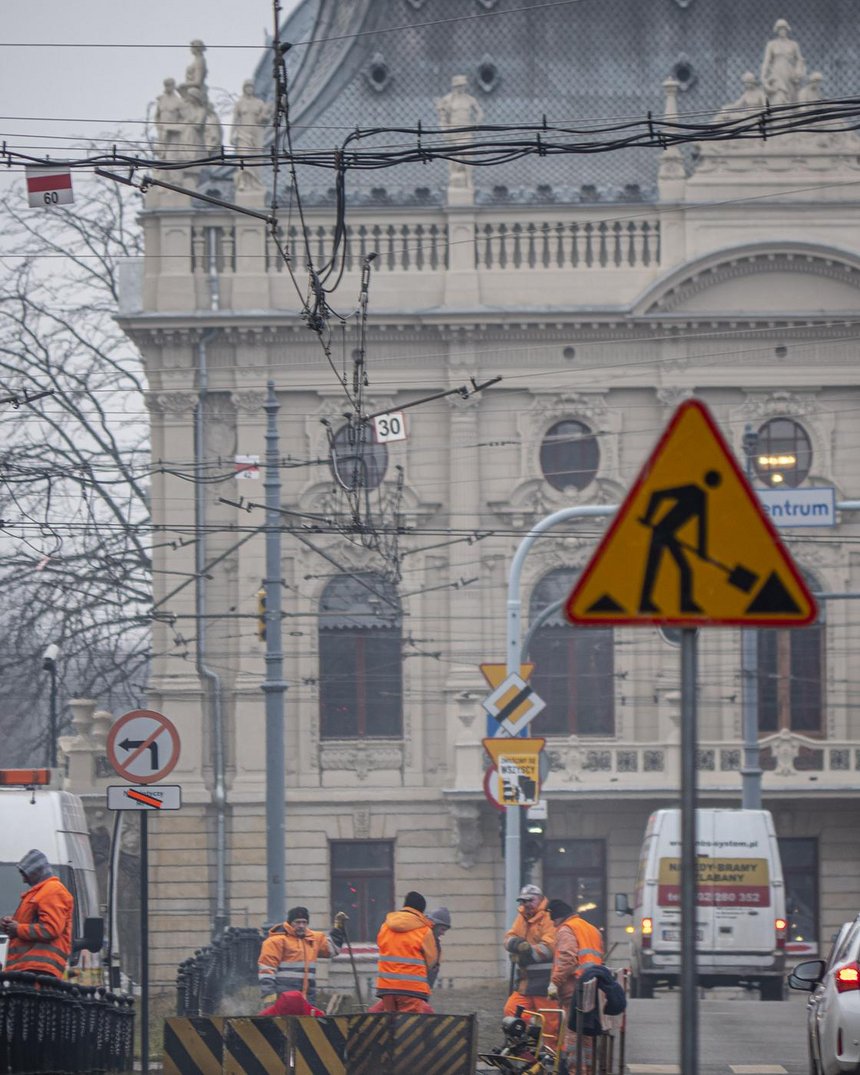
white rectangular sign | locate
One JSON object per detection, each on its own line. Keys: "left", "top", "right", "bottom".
{"left": 373, "top": 411, "right": 407, "bottom": 444}
{"left": 107, "top": 784, "right": 182, "bottom": 811}
{"left": 26, "top": 167, "right": 74, "bottom": 208}
{"left": 757, "top": 487, "right": 836, "bottom": 528}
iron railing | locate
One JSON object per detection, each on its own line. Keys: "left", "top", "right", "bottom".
{"left": 175, "top": 926, "right": 263, "bottom": 1016}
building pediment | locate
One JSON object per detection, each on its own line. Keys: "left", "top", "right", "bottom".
{"left": 637, "top": 243, "right": 860, "bottom": 317}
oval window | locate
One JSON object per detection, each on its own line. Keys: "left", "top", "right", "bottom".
{"left": 753, "top": 418, "right": 811, "bottom": 488}
{"left": 540, "top": 419, "right": 599, "bottom": 492}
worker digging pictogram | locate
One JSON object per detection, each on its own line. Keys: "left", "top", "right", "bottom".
{"left": 566, "top": 399, "right": 817, "bottom": 627}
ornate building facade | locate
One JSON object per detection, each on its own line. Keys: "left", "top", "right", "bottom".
{"left": 116, "top": 0, "right": 860, "bottom": 986}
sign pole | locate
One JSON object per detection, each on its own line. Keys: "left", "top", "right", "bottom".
{"left": 140, "top": 809, "right": 149, "bottom": 1075}
{"left": 680, "top": 627, "right": 698, "bottom": 1075}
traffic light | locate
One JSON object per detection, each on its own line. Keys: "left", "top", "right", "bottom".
{"left": 521, "top": 815, "right": 546, "bottom": 886}
{"left": 256, "top": 585, "right": 267, "bottom": 642}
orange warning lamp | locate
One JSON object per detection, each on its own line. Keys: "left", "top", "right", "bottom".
{"left": 0, "top": 769, "right": 51, "bottom": 786}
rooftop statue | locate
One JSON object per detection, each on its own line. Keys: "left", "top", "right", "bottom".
{"left": 232, "top": 81, "right": 274, "bottom": 190}
{"left": 714, "top": 72, "right": 767, "bottom": 125}
{"left": 760, "top": 18, "right": 806, "bottom": 104}
{"left": 435, "top": 75, "right": 484, "bottom": 191}
{"left": 182, "top": 39, "right": 208, "bottom": 98}
{"left": 154, "top": 78, "right": 185, "bottom": 161}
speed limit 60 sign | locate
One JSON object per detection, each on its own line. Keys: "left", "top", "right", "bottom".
{"left": 26, "top": 167, "right": 74, "bottom": 208}
{"left": 372, "top": 411, "right": 407, "bottom": 444}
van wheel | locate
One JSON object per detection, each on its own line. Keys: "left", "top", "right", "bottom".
{"left": 760, "top": 978, "right": 784, "bottom": 1001}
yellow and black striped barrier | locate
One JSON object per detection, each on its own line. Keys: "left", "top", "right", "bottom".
{"left": 164, "top": 1012, "right": 477, "bottom": 1075}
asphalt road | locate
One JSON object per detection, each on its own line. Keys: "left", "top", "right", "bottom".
{"left": 624, "top": 990, "right": 811, "bottom": 1075}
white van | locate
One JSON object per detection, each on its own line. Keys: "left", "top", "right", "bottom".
{"left": 0, "top": 777, "right": 104, "bottom": 972}
{"left": 616, "top": 808, "right": 787, "bottom": 1000}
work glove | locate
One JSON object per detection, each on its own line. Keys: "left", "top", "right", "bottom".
{"left": 334, "top": 911, "right": 348, "bottom": 930}
{"left": 516, "top": 941, "right": 534, "bottom": 968}
{"left": 0, "top": 918, "right": 18, "bottom": 938}
{"left": 547, "top": 983, "right": 559, "bottom": 1000}
{"left": 261, "top": 994, "right": 277, "bottom": 1006}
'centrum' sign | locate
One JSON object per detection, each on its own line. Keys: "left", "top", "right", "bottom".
{"left": 757, "top": 487, "right": 836, "bottom": 528}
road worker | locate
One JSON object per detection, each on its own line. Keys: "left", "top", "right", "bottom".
{"left": 547, "top": 898, "right": 605, "bottom": 1072}
{"left": 427, "top": 906, "right": 451, "bottom": 988}
{"left": 371, "top": 890, "right": 438, "bottom": 1013}
{"left": 258, "top": 906, "right": 346, "bottom": 1004}
{"left": 0, "top": 848, "right": 73, "bottom": 978}
{"left": 503, "top": 884, "right": 559, "bottom": 1046}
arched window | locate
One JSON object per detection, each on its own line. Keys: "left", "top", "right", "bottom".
{"left": 527, "top": 568, "right": 615, "bottom": 736}
{"left": 757, "top": 574, "right": 824, "bottom": 736}
{"left": 331, "top": 423, "right": 388, "bottom": 491}
{"left": 318, "top": 573, "right": 402, "bottom": 738}
{"left": 753, "top": 418, "right": 812, "bottom": 488}
{"left": 539, "top": 420, "right": 599, "bottom": 492}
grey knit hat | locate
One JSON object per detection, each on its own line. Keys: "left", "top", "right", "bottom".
{"left": 428, "top": 906, "right": 451, "bottom": 929}
{"left": 17, "top": 849, "right": 52, "bottom": 885}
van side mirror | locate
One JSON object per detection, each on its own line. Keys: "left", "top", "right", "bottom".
{"left": 614, "top": 893, "right": 633, "bottom": 917}
{"left": 73, "top": 917, "right": 105, "bottom": 954}
{"left": 788, "top": 958, "right": 825, "bottom": 992}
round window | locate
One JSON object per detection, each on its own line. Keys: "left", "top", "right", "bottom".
{"left": 540, "top": 419, "right": 599, "bottom": 492}
{"left": 331, "top": 423, "right": 388, "bottom": 491}
{"left": 753, "top": 418, "right": 812, "bottom": 488}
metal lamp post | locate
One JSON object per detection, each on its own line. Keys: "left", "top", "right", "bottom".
{"left": 42, "top": 643, "right": 60, "bottom": 769}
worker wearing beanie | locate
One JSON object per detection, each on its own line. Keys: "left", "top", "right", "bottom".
{"left": 426, "top": 906, "right": 451, "bottom": 989}
{"left": 0, "top": 849, "right": 73, "bottom": 978}
{"left": 503, "top": 884, "right": 559, "bottom": 1047}
{"left": 371, "top": 891, "right": 438, "bottom": 1013}
{"left": 547, "top": 897, "right": 604, "bottom": 1071}
{"left": 258, "top": 905, "right": 347, "bottom": 1003}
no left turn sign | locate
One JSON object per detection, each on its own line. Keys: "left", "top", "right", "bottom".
{"left": 107, "top": 709, "right": 181, "bottom": 784}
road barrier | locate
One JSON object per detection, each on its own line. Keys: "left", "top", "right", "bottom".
{"left": 0, "top": 969, "right": 134, "bottom": 1074}
{"left": 164, "top": 1012, "right": 478, "bottom": 1075}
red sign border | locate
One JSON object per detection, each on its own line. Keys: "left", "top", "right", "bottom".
{"left": 565, "top": 399, "right": 818, "bottom": 629}
{"left": 106, "top": 709, "right": 181, "bottom": 785}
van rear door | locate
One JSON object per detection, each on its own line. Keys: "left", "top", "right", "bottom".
{"left": 709, "top": 811, "right": 776, "bottom": 954}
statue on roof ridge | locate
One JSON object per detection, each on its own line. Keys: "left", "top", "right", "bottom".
{"left": 232, "top": 81, "right": 274, "bottom": 190}
{"left": 714, "top": 71, "right": 767, "bottom": 124}
{"left": 435, "top": 75, "right": 484, "bottom": 192}
{"left": 760, "top": 18, "right": 806, "bottom": 104}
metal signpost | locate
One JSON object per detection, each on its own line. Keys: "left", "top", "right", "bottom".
{"left": 107, "top": 709, "right": 182, "bottom": 1075}
{"left": 566, "top": 400, "right": 816, "bottom": 1075}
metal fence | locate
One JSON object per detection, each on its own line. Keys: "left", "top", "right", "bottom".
{"left": 176, "top": 927, "right": 263, "bottom": 1017}
{"left": 0, "top": 970, "right": 134, "bottom": 1075}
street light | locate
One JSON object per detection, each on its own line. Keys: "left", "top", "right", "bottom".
{"left": 42, "top": 643, "right": 59, "bottom": 769}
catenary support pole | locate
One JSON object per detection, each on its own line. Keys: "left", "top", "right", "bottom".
{"left": 263, "top": 382, "right": 287, "bottom": 925}
{"left": 680, "top": 627, "right": 699, "bottom": 1075}
{"left": 504, "top": 505, "right": 616, "bottom": 931}
{"left": 140, "top": 810, "right": 149, "bottom": 1075}
{"left": 740, "top": 427, "right": 762, "bottom": 808}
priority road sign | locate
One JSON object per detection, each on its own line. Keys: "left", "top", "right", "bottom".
{"left": 107, "top": 709, "right": 181, "bottom": 784}
{"left": 482, "top": 671, "right": 545, "bottom": 736}
{"left": 566, "top": 400, "right": 817, "bottom": 628}
{"left": 26, "top": 167, "right": 74, "bottom": 208}
{"left": 107, "top": 785, "right": 182, "bottom": 811}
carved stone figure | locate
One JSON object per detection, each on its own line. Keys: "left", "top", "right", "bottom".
{"left": 435, "top": 75, "right": 484, "bottom": 190}
{"left": 798, "top": 71, "right": 824, "bottom": 107}
{"left": 760, "top": 19, "right": 806, "bottom": 104}
{"left": 183, "top": 39, "right": 208, "bottom": 97}
{"left": 231, "top": 81, "right": 273, "bottom": 190}
{"left": 203, "top": 102, "right": 223, "bottom": 153}
{"left": 154, "top": 78, "right": 185, "bottom": 161}
{"left": 715, "top": 72, "right": 767, "bottom": 123}
{"left": 180, "top": 86, "right": 208, "bottom": 160}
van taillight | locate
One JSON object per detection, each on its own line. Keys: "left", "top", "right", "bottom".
{"left": 834, "top": 962, "right": 860, "bottom": 993}
{"left": 641, "top": 917, "right": 653, "bottom": 949}
{"left": 774, "top": 918, "right": 787, "bottom": 949}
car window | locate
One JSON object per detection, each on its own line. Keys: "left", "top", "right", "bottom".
{"left": 830, "top": 919, "right": 860, "bottom": 967}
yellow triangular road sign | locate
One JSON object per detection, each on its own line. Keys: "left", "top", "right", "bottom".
{"left": 479, "top": 662, "right": 534, "bottom": 688}
{"left": 565, "top": 400, "right": 817, "bottom": 627}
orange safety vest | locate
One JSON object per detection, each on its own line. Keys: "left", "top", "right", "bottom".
{"left": 376, "top": 909, "right": 438, "bottom": 999}
{"left": 562, "top": 914, "right": 604, "bottom": 975}
{"left": 5, "top": 876, "right": 73, "bottom": 979}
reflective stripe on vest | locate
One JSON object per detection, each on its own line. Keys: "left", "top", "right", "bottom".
{"left": 376, "top": 927, "right": 431, "bottom": 997}
{"left": 563, "top": 915, "right": 604, "bottom": 973}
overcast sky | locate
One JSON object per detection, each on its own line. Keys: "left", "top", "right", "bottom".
{"left": 1, "top": 0, "right": 299, "bottom": 161}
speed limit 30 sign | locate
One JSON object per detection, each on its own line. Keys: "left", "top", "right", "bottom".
{"left": 372, "top": 411, "right": 407, "bottom": 444}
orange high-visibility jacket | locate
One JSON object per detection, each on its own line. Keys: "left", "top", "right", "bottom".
{"left": 550, "top": 914, "right": 604, "bottom": 1000}
{"left": 504, "top": 897, "right": 557, "bottom": 994}
{"left": 5, "top": 875, "right": 73, "bottom": 978}
{"left": 376, "top": 908, "right": 439, "bottom": 999}
{"left": 258, "top": 923, "right": 338, "bottom": 998}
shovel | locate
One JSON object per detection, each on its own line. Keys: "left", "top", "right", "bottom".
{"left": 338, "top": 913, "right": 365, "bottom": 1012}
{"left": 638, "top": 518, "right": 758, "bottom": 593}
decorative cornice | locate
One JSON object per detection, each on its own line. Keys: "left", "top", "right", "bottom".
{"left": 319, "top": 740, "right": 403, "bottom": 779}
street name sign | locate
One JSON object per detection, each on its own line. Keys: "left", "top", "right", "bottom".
{"left": 107, "top": 709, "right": 181, "bottom": 784}
{"left": 757, "top": 486, "right": 836, "bottom": 528}
{"left": 107, "top": 785, "right": 182, "bottom": 811}
{"left": 566, "top": 400, "right": 817, "bottom": 628}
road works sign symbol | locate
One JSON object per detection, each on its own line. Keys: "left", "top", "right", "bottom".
{"left": 566, "top": 400, "right": 817, "bottom": 627}
{"left": 483, "top": 737, "right": 545, "bottom": 806}
{"left": 482, "top": 671, "right": 545, "bottom": 736}
{"left": 107, "top": 709, "right": 181, "bottom": 784}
